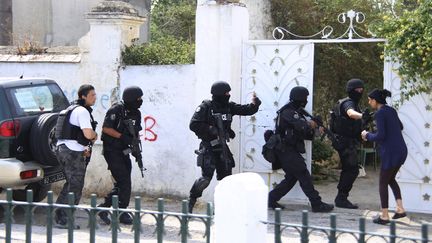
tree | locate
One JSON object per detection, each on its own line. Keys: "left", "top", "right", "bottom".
{"left": 373, "top": 0, "right": 432, "bottom": 101}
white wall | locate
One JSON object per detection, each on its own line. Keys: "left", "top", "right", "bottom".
{"left": 119, "top": 65, "right": 212, "bottom": 198}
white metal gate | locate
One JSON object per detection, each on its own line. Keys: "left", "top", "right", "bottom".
{"left": 240, "top": 40, "right": 315, "bottom": 203}
{"left": 239, "top": 41, "right": 432, "bottom": 212}
{"left": 239, "top": 9, "right": 431, "bottom": 212}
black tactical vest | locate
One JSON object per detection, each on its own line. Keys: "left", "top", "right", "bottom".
{"left": 203, "top": 100, "right": 234, "bottom": 140}
{"left": 55, "top": 105, "right": 96, "bottom": 146}
{"left": 330, "top": 98, "right": 362, "bottom": 138}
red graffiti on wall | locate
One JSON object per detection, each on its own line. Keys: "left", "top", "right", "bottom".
{"left": 143, "top": 116, "right": 158, "bottom": 142}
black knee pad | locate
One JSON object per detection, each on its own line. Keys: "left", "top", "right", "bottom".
{"left": 195, "top": 177, "right": 211, "bottom": 191}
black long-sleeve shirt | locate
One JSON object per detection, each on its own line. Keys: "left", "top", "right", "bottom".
{"left": 190, "top": 100, "right": 259, "bottom": 141}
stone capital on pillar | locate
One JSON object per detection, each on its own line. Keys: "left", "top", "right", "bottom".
{"left": 83, "top": 0, "right": 146, "bottom": 64}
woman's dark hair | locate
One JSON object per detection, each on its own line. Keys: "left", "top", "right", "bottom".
{"left": 368, "top": 88, "right": 392, "bottom": 104}
{"left": 78, "top": 84, "right": 95, "bottom": 98}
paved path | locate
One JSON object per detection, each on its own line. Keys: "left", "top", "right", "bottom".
{"left": 0, "top": 168, "right": 431, "bottom": 242}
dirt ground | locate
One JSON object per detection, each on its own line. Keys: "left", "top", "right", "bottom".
{"left": 0, "top": 166, "right": 431, "bottom": 242}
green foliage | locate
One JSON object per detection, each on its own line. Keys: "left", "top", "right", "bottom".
{"left": 122, "top": 36, "right": 195, "bottom": 65}
{"left": 151, "top": 0, "right": 196, "bottom": 43}
{"left": 270, "top": 0, "right": 384, "bottom": 121}
{"left": 122, "top": 0, "right": 196, "bottom": 65}
{"left": 312, "top": 139, "right": 334, "bottom": 162}
{"left": 373, "top": 0, "right": 432, "bottom": 100}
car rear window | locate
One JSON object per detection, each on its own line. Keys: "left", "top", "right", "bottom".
{"left": 6, "top": 84, "right": 69, "bottom": 117}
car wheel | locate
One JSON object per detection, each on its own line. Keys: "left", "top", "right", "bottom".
{"left": 12, "top": 183, "right": 51, "bottom": 202}
{"left": 30, "top": 113, "right": 59, "bottom": 166}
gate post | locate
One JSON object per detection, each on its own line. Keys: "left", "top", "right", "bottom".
{"left": 214, "top": 173, "right": 268, "bottom": 243}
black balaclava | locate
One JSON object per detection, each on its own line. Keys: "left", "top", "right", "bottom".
{"left": 122, "top": 86, "right": 143, "bottom": 110}
{"left": 289, "top": 86, "right": 309, "bottom": 109}
{"left": 368, "top": 88, "right": 392, "bottom": 104}
{"left": 346, "top": 78, "right": 364, "bottom": 103}
{"left": 211, "top": 81, "right": 231, "bottom": 106}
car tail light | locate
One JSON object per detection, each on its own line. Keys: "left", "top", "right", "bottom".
{"left": 0, "top": 120, "right": 20, "bottom": 137}
{"left": 20, "top": 170, "right": 38, "bottom": 180}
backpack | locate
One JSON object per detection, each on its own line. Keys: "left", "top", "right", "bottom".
{"left": 262, "top": 105, "right": 288, "bottom": 170}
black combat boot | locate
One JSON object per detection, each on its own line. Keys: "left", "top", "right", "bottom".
{"left": 335, "top": 193, "right": 358, "bottom": 209}
{"left": 188, "top": 197, "right": 197, "bottom": 213}
{"left": 119, "top": 212, "right": 133, "bottom": 225}
{"left": 98, "top": 211, "right": 111, "bottom": 225}
{"left": 312, "top": 202, "right": 334, "bottom": 213}
{"left": 268, "top": 201, "right": 285, "bottom": 210}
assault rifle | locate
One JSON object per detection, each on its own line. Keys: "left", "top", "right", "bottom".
{"left": 298, "top": 108, "right": 342, "bottom": 149}
{"left": 123, "top": 119, "right": 146, "bottom": 177}
{"left": 361, "top": 108, "right": 375, "bottom": 131}
{"left": 212, "top": 113, "right": 232, "bottom": 171}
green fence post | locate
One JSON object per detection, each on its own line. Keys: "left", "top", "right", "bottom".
{"left": 329, "top": 214, "right": 336, "bottom": 243}
{"left": 274, "top": 208, "right": 282, "bottom": 243}
{"left": 301, "top": 210, "right": 309, "bottom": 243}
{"left": 5, "top": 188, "right": 12, "bottom": 243}
{"left": 358, "top": 217, "right": 366, "bottom": 243}
{"left": 46, "top": 191, "right": 54, "bottom": 243}
{"left": 157, "top": 198, "right": 164, "bottom": 243}
{"left": 25, "top": 190, "right": 33, "bottom": 243}
{"left": 205, "top": 202, "right": 213, "bottom": 243}
{"left": 134, "top": 196, "right": 141, "bottom": 243}
{"left": 421, "top": 223, "right": 428, "bottom": 243}
{"left": 67, "top": 193, "right": 75, "bottom": 243}
{"left": 112, "top": 195, "right": 119, "bottom": 243}
{"left": 89, "top": 194, "right": 97, "bottom": 243}
{"left": 389, "top": 220, "right": 396, "bottom": 243}
{"left": 181, "top": 200, "right": 189, "bottom": 243}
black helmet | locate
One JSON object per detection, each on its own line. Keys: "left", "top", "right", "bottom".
{"left": 346, "top": 79, "right": 364, "bottom": 93}
{"left": 122, "top": 86, "right": 143, "bottom": 103}
{"left": 290, "top": 86, "right": 309, "bottom": 102}
{"left": 211, "top": 81, "right": 231, "bottom": 95}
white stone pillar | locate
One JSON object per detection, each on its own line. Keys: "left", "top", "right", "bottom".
{"left": 214, "top": 173, "right": 268, "bottom": 243}
{"left": 81, "top": 0, "right": 146, "bottom": 113}
{"left": 195, "top": 2, "right": 249, "bottom": 103}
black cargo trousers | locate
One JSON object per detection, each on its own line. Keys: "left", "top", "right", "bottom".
{"left": 335, "top": 137, "right": 360, "bottom": 198}
{"left": 99, "top": 149, "right": 133, "bottom": 209}
{"left": 268, "top": 147, "right": 322, "bottom": 207}
{"left": 189, "top": 142, "right": 234, "bottom": 199}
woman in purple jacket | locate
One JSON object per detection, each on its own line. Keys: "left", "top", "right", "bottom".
{"left": 361, "top": 89, "right": 408, "bottom": 225}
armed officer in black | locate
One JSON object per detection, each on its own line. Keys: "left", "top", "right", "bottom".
{"left": 330, "top": 79, "right": 367, "bottom": 209}
{"left": 98, "top": 86, "right": 143, "bottom": 225}
{"left": 188, "top": 81, "right": 261, "bottom": 213}
{"left": 268, "top": 86, "right": 334, "bottom": 213}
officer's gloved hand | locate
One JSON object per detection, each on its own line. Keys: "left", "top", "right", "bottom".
{"left": 252, "top": 96, "right": 262, "bottom": 106}
{"left": 120, "top": 133, "right": 133, "bottom": 146}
